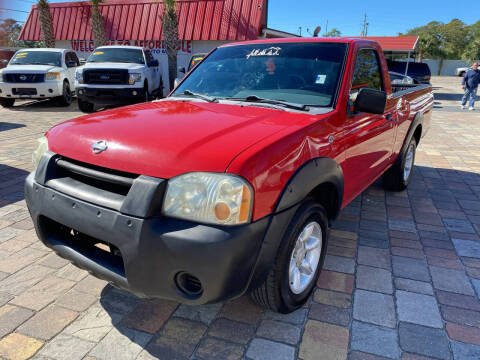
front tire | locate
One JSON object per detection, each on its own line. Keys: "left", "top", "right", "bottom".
{"left": 56, "top": 81, "right": 72, "bottom": 106}
{"left": 78, "top": 98, "right": 95, "bottom": 113}
{"left": 383, "top": 137, "right": 417, "bottom": 191}
{"left": 251, "top": 199, "right": 328, "bottom": 313}
{"left": 0, "top": 98, "right": 15, "bottom": 108}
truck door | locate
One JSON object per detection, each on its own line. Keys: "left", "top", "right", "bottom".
{"left": 342, "top": 48, "right": 396, "bottom": 201}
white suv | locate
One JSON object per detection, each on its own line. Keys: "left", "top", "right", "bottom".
{"left": 75, "top": 46, "right": 162, "bottom": 113}
{"left": 0, "top": 48, "right": 78, "bottom": 108}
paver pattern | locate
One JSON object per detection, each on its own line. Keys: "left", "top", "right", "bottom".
{"left": 0, "top": 76, "right": 479, "bottom": 359}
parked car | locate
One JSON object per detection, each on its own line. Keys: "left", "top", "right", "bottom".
{"left": 175, "top": 53, "right": 208, "bottom": 87}
{"left": 0, "top": 48, "right": 78, "bottom": 108}
{"left": 75, "top": 46, "right": 162, "bottom": 113}
{"left": 456, "top": 67, "right": 470, "bottom": 77}
{"left": 25, "top": 38, "right": 433, "bottom": 313}
{"left": 389, "top": 71, "right": 415, "bottom": 84}
{"left": 0, "top": 50, "right": 15, "bottom": 69}
{"left": 387, "top": 60, "right": 431, "bottom": 84}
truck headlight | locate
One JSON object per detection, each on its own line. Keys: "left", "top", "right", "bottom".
{"left": 163, "top": 172, "right": 253, "bottom": 225}
{"left": 45, "top": 72, "right": 60, "bottom": 80}
{"left": 75, "top": 71, "right": 84, "bottom": 84}
{"left": 128, "top": 73, "right": 142, "bottom": 85}
{"left": 32, "top": 136, "right": 48, "bottom": 169}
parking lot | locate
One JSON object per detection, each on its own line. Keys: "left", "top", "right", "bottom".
{"left": 0, "top": 76, "right": 479, "bottom": 360}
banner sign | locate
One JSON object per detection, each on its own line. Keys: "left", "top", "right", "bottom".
{"left": 70, "top": 40, "right": 192, "bottom": 55}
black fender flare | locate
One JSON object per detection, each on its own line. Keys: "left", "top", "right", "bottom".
{"left": 274, "top": 157, "right": 344, "bottom": 218}
{"left": 247, "top": 157, "right": 344, "bottom": 291}
{"left": 400, "top": 111, "right": 424, "bottom": 158}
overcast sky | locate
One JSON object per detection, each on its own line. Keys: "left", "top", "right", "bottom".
{"left": 1, "top": 0, "right": 477, "bottom": 37}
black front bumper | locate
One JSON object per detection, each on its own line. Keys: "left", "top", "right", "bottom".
{"left": 24, "top": 153, "right": 289, "bottom": 304}
{"left": 77, "top": 86, "right": 145, "bottom": 105}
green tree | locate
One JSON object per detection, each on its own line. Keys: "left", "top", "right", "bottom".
{"left": 91, "top": 0, "right": 106, "bottom": 47}
{"left": 161, "top": 0, "right": 179, "bottom": 91}
{"left": 442, "top": 19, "right": 468, "bottom": 59}
{"left": 463, "top": 20, "right": 480, "bottom": 62}
{"left": 0, "top": 19, "right": 22, "bottom": 47}
{"left": 0, "top": 18, "right": 43, "bottom": 48}
{"left": 325, "top": 28, "right": 341, "bottom": 37}
{"left": 401, "top": 21, "right": 443, "bottom": 62}
{"left": 37, "top": 0, "right": 55, "bottom": 47}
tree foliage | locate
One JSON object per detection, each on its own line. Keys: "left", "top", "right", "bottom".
{"left": 325, "top": 28, "right": 341, "bottom": 37}
{"left": 37, "top": 0, "right": 55, "bottom": 48}
{"left": 0, "top": 18, "right": 43, "bottom": 48}
{"left": 400, "top": 19, "right": 479, "bottom": 62}
{"left": 463, "top": 20, "right": 480, "bottom": 62}
{"left": 91, "top": 0, "right": 106, "bottom": 47}
{"left": 161, "top": 0, "right": 179, "bottom": 91}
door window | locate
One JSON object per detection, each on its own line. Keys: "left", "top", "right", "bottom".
{"left": 145, "top": 50, "right": 155, "bottom": 65}
{"left": 351, "top": 49, "right": 383, "bottom": 92}
{"left": 65, "top": 52, "right": 78, "bottom": 67}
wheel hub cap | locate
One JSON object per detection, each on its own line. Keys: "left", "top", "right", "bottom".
{"left": 289, "top": 221, "right": 322, "bottom": 294}
{"left": 403, "top": 144, "right": 414, "bottom": 182}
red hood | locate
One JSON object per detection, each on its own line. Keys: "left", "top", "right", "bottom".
{"left": 47, "top": 100, "right": 316, "bottom": 178}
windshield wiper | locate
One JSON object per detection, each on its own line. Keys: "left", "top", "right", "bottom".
{"left": 176, "top": 90, "right": 218, "bottom": 103}
{"left": 225, "top": 95, "right": 309, "bottom": 111}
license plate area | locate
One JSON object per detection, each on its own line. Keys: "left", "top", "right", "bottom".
{"left": 13, "top": 88, "right": 37, "bottom": 95}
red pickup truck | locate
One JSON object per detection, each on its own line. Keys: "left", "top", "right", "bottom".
{"left": 25, "top": 38, "right": 433, "bottom": 313}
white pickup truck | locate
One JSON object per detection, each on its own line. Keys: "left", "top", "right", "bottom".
{"left": 75, "top": 46, "right": 162, "bottom": 113}
{"left": 0, "top": 48, "right": 78, "bottom": 108}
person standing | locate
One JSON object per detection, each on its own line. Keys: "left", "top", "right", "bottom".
{"left": 461, "top": 62, "right": 480, "bottom": 110}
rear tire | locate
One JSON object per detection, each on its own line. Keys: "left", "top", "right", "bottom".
{"left": 0, "top": 98, "right": 15, "bottom": 108}
{"left": 383, "top": 137, "right": 417, "bottom": 191}
{"left": 56, "top": 81, "right": 72, "bottom": 106}
{"left": 250, "top": 199, "right": 328, "bottom": 313}
{"left": 78, "top": 98, "right": 95, "bottom": 113}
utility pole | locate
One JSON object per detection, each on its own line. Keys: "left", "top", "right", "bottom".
{"left": 324, "top": 20, "right": 328, "bottom": 36}
{"left": 298, "top": 26, "right": 302, "bottom": 36}
{"left": 360, "top": 13, "right": 369, "bottom": 36}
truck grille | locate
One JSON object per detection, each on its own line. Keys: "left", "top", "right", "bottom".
{"left": 54, "top": 157, "right": 138, "bottom": 196}
{"left": 84, "top": 69, "right": 129, "bottom": 85}
{"left": 4, "top": 73, "right": 45, "bottom": 83}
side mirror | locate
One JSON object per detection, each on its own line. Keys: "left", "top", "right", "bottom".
{"left": 354, "top": 88, "right": 386, "bottom": 114}
{"left": 0, "top": 59, "right": 8, "bottom": 65}
{"left": 149, "top": 59, "right": 159, "bottom": 67}
{"left": 79, "top": 59, "right": 86, "bottom": 65}
{"left": 178, "top": 67, "right": 186, "bottom": 74}
{"left": 174, "top": 78, "right": 180, "bottom": 88}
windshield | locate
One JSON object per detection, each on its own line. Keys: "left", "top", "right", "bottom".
{"left": 10, "top": 51, "right": 61, "bottom": 66}
{"left": 174, "top": 42, "right": 347, "bottom": 107}
{"left": 87, "top": 48, "right": 145, "bottom": 64}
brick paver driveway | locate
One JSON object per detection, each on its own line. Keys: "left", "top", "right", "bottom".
{"left": 0, "top": 76, "right": 479, "bottom": 360}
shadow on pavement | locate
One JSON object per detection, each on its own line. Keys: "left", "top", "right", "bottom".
{"left": 0, "top": 122, "right": 25, "bottom": 132}
{"left": 0, "top": 164, "right": 29, "bottom": 207}
{"left": 92, "top": 164, "right": 479, "bottom": 358}
{"left": 434, "top": 93, "right": 464, "bottom": 101}
{"left": 5, "top": 98, "right": 80, "bottom": 112}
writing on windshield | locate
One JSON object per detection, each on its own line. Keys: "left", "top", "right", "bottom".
{"left": 174, "top": 42, "right": 347, "bottom": 107}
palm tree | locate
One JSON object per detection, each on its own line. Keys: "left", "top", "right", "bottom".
{"left": 161, "top": 0, "right": 179, "bottom": 91}
{"left": 91, "top": 0, "right": 106, "bottom": 47}
{"left": 37, "top": 0, "right": 55, "bottom": 47}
